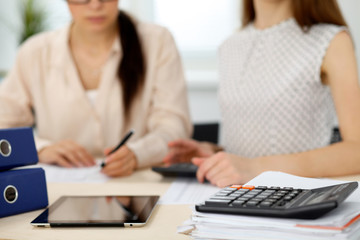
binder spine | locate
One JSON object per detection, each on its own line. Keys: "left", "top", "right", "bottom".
{"left": 0, "top": 127, "right": 38, "bottom": 171}
{"left": 0, "top": 168, "right": 48, "bottom": 218}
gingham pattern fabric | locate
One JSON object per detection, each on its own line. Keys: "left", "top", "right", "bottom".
{"left": 218, "top": 18, "right": 345, "bottom": 158}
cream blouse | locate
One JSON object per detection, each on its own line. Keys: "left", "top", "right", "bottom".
{"left": 0, "top": 21, "right": 192, "bottom": 168}
{"left": 218, "top": 19, "right": 344, "bottom": 158}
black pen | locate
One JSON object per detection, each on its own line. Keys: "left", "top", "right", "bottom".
{"left": 101, "top": 129, "right": 135, "bottom": 168}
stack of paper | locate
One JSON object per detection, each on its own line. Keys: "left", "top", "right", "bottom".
{"left": 178, "top": 171, "right": 360, "bottom": 240}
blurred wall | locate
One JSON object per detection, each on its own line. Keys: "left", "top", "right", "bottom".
{"left": 0, "top": 0, "right": 359, "bottom": 123}
{"left": 0, "top": 0, "right": 23, "bottom": 74}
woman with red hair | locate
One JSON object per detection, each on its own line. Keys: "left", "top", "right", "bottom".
{"left": 164, "top": 0, "right": 360, "bottom": 187}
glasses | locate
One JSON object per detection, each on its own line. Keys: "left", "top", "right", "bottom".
{"left": 67, "top": 0, "right": 117, "bottom": 4}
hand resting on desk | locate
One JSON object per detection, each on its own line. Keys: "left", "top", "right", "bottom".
{"left": 163, "top": 139, "right": 215, "bottom": 165}
{"left": 38, "top": 141, "right": 137, "bottom": 178}
{"left": 163, "top": 139, "right": 248, "bottom": 187}
{"left": 38, "top": 140, "right": 95, "bottom": 168}
{"left": 193, "top": 152, "right": 256, "bottom": 188}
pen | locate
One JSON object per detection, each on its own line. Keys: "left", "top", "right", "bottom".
{"left": 101, "top": 129, "right": 135, "bottom": 168}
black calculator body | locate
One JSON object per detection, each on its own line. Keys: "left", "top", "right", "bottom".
{"left": 196, "top": 182, "right": 358, "bottom": 219}
{"left": 152, "top": 163, "right": 198, "bottom": 177}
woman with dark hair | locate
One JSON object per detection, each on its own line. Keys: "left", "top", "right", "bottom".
{"left": 164, "top": 0, "right": 360, "bottom": 187}
{"left": 0, "top": 0, "right": 192, "bottom": 177}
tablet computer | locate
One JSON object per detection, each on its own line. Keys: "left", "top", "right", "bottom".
{"left": 31, "top": 195, "right": 159, "bottom": 227}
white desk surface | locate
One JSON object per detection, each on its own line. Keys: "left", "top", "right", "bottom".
{"left": 1, "top": 168, "right": 359, "bottom": 240}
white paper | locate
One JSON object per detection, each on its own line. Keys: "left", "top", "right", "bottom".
{"left": 246, "top": 171, "right": 360, "bottom": 202}
{"left": 22, "top": 159, "right": 109, "bottom": 183}
{"left": 158, "top": 178, "right": 220, "bottom": 205}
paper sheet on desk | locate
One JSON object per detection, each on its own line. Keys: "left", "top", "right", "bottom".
{"left": 23, "top": 159, "right": 109, "bottom": 183}
{"left": 246, "top": 171, "right": 360, "bottom": 202}
{"left": 158, "top": 178, "right": 220, "bottom": 205}
{"left": 178, "top": 171, "right": 360, "bottom": 240}
{"left": 181, "top": 204, "right": 360, "bottom": 240}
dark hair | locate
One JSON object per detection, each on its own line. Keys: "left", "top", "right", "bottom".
{"left": 117, "top": 11, "right": 146, "bottom": 116}
{"left": 242, "top": 0, "right": 347, "bottom": 30}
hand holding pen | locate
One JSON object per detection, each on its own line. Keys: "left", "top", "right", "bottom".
{"left": 101, "top": 129, "right": 135, "bottom": 168}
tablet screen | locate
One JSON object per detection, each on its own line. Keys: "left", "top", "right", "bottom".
{"left": 31, "top": 195, "right": 159, "bottom": 227}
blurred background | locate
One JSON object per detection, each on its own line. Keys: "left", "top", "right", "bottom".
{"left": 0, "top": 0, "right": 359, "bottom": 124}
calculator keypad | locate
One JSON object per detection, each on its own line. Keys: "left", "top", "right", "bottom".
{"left": 197, "top": 182, "right": 358, "bottom": 219}
{"left": 205, "top": 185, "right": 302, "bottom": 208}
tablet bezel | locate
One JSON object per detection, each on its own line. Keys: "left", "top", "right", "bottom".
{"left": 31, "top": 195, "right": 159, "bottom": 227}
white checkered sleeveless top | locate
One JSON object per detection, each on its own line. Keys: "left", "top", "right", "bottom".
{"left": 218, "top": 18, "right": 345, "bottom": 158}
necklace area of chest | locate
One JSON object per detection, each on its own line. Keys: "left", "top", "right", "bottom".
{"left": 72, "top": 50, "right": 110, "bottom": 90}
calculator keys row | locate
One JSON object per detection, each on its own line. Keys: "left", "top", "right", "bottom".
{"left": 205, "top": 185, "right": 303, "bottom": 208}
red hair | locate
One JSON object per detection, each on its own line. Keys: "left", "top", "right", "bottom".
{"left": 242, "top": 0, "right": 347, "bottom": 30}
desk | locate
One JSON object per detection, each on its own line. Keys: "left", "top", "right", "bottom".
{"left": 1, "top": 169, "right": 360, "bottom": 240}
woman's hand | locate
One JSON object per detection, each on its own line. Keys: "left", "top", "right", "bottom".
{"left": 38, "top": 140, "right": 96, "bottom": 168}
{"left": 101, "top": 146, "right": 137, "bottom": 177}
{"left": 163, "top": 139, "right": 215, "bottom": 165}
{"left": 193, "top": 152, "right": 260, "bottom": 188}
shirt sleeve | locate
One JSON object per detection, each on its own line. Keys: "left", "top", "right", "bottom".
{"left": 127, "top": 28, "right": 193, "bottom": 168}
{"left": 0, "top": 43, "right": 35, "bottom": 129}
{"left": 0, "top": 39, "right": 53, "bottom": 152}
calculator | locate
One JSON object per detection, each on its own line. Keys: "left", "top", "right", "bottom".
{"left": 196, "top": 182, "right": 358, "bottom": 219}
{"left": 152, "top": 163, "right": 198, "bottom": 178}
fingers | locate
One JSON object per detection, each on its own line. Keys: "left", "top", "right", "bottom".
{"left": 55, "top": 146, "right": 82, "bottom": 167}
{"left": 75, "top": 147, "right": 96, "bottom": 166}
{"left": 192, "top": 157, "right": 205, "bottom": 166}
{"left": 103, "top": 147, "right": 112, "bottom": 156}
{"left": 55, "top": 141, "right": 95, "bottom": 167}
{"left": 52, "top": 155, "right": 73, "bottom": 168}
{"left": 102, "top": 157, "right": 135, "bottom": 177}
{"left": 192, "top": 157, "right": 207, "bottom": 183}
{"left": 103, "top": 146, "right": 129, "bottom": 165}
{"left": 38, "top": 147, "right": 74, "bottom": 168}
{"left": 194, "top": 152, "right": 244, "bottom": 187}
{"left": 101, "top": 147, "right": 137, "bottom": 177}
{"left": 163, "top": 148, "right": 193, "bottom": 164}
{"left": 38, "top": 140, "right": 95, "bottom": 168}
{"left": 162, "top": 151, "right": 177, "bottom": 165}
{"left": 164, "top": 139, "right": 202, "bottom": 164}
{"left": 194, "top": 153, "right": 223, "bottom": 183}
{"left": 168, "top": 139, "right": 197, "bottom": 148}
{"left": 216, "top": 176, "right": 241, "bottom": 188}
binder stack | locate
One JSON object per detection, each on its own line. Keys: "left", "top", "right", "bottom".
{"left": 0, "top": 127, "right": 48, "bottom": 218}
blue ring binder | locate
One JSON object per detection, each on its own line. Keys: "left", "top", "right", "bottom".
{"left": 0, "top": 127, "right": 38, "bottom": 171}
{"left": 0, "top": 139, "right": 12, "bottom": 157}
{"left": 0, "top": 127, "right": 48, "bottom": 218}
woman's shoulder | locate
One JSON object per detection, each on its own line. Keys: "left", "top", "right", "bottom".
{"left": 308, "top": 23, "right": 347, "bottom": 39}
{"left": 18, "top": 26, "right": 69, "bottom": 56}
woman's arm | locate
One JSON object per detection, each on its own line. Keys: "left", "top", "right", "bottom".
{"left": 126, "top": 27, "right": 193, "bottom": 168}
{"left": 258, "top": 31, "right": 360, "bottom": 178}
{"left": 0, "top": 38, "right": 96, "bottom": 168}
{"left": 0, "top": 44, "right": 35, "bottom": 129}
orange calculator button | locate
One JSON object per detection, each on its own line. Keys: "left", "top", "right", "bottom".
{"left": 242, "top": 185, "right": 255, "bottom": 190}
{"left": 230, "top": 185, "right": 242, "bottom": 190}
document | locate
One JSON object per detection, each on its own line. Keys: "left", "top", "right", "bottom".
{"left": 246, "top": 171, "right": 360, "bottom": 202}
{"left": 178, "top": 171, "right": 360, "bottom": 240}
{"left": 23, "top": 159, "right": 109, "bottom": 183}
{"left": 158, "top": 178, "right": 220, "bottom": 205}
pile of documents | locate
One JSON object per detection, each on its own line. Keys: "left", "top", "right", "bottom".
{"left": 177, "top": 171, "right": 360, "bottom": 240}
